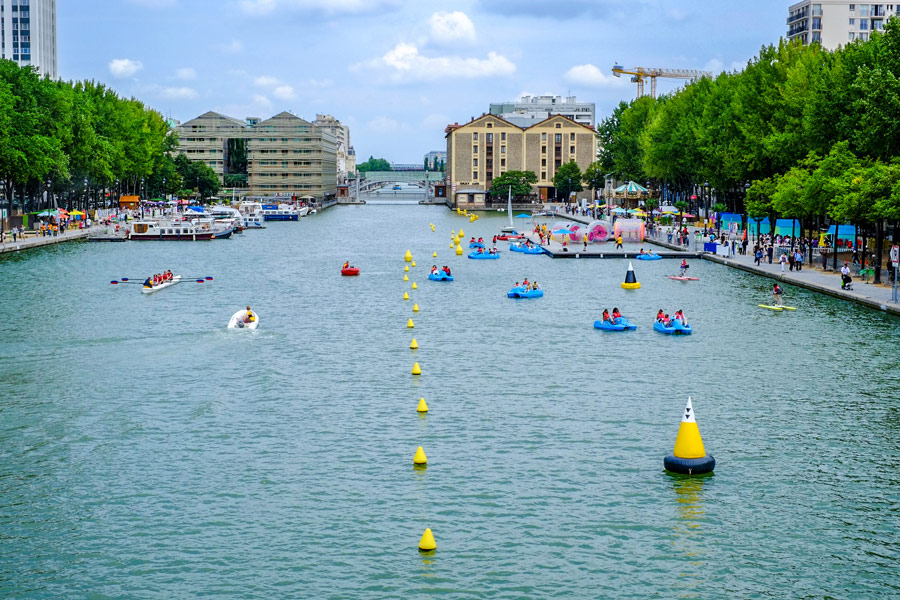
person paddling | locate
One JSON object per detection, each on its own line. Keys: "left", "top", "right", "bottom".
{"left": 244, "top": 306, "right": 255, "bottom": 323}
{"left": 679, "top": 259, "right": 689, "bottom": 277}
{"left": 612, "top": 307, "right": 622, "bottom": 320}
{"left": 602, "top": 309, "right": 613, "bottom": 324}
{"left": 773, "top": 283, "right": 784, "bottom": 306}
{"left": 143, "top": 275, "right": 152, "bottom": 288}
{"left": 656, "top": 309, "right": 665, "bottom": 322}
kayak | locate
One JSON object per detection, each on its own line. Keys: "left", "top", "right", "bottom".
{"left": 228, "top": 309, "right": 260, "bottom": 329}
{"left": 428, "top": 271, "right": 454, "bottom": 281}
{"left": 636, "top": 254, "right": 662, "bottom": 260}
{"left": 496, "top": 234, "right": 524, "bottom": 241}
{"left": 654, "top": 320, "right": 692, "bottom": 335}
{"left": 668, "top": 276, "right": 699, "bottom": 281}
{"left": 508, "top": 286, "right": 543, "bottom": 299}
{"left": 341, "top": 267, "right": 360, "bottom": 276}
{"left": 468, "top": 252, "right": 499, "bottom": 259}
{"left": 469, "top": 242, "right": 485, "bottom": 249}
{"left": 141, "top": 275, "right": 182, "bottom": 294}
{"left": 759, "top": 304, "right": 783, "bottom": 311}
{"left": 594, "top": 320, "right": 626, "bottom": 331}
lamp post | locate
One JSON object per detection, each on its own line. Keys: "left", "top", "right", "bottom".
{"left": 83, "top": 178, "right": 88, "bottom": 213}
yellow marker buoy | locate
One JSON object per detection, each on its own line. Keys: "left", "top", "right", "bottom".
{"left": 412, "top": 282, "right": 417, "bottom": 289}
{"left": 404, "top": 250, "right": 413, "bottom": 262}
{"left": 458, "top": 228, "right": 464, "bottom": 238}
{"left": 433, "top": 251, "right": 437, "bottom": 257}
{"left": 411, "top": 361, "right": 421, "bottom": 375}
{"left": 411, "top": 261, "right": 417, "bottom": 267}
{"left": 621, "top": 261, "right": 641, "bottom": 289}
{"left": 403, "top": 292, "right": 410, "bottom": 300}
{"left": 410, "top": 338, "right": 418, "bottom": 349}
{"left": 407, "top": 318, "right": 415, "bottom": 328}
{"left": 404, "top": 265, "right": 410, "bottom": 272}
{"left": 413, "top": 446, "right": 427, "bottom": 465}
{"left": 451, "top": 230, "right": 456, "bottom": 238}
{"left": 664, "top": 397, "right": 715, "bottom": 475}
{"left": 403, "top": 274, "right": 409, "bottom": 281}
{"left": 450, "top": 242, "right": 455, "bottom": 249}
{"left": 455, "top": 244, "right": 463, "bottom": 256}
{"left": 412, "top": 303, "right": 419, "bottom": 312}
{"left": 417, "top": 397, "right": 428, "bottom": 412}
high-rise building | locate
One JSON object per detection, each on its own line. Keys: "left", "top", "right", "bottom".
{"left": 0, "top": 0, "right": 57, "bottom": 79}
{"left": 176, "top": 111, "right": 338, "bottom": 199}
{"left": 787, "top": 1, "right": 897, "bottom": 49}
{"left": 313, "top": 114, "right": 353, "bottom": 183}
{"left": 424, "top": 151, "right": 446, "bottom": 170}
{"left": 489, "top": 95, "right": 595, "bottom": 128}
{"left": 445, "top": 114, "right": 597, "bottom": 208}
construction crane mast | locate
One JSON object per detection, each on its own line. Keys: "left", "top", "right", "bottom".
{"left": 612, "top": 65, "right": 712, "bottom": 99}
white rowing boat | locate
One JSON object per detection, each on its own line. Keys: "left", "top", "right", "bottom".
{"left": 227, "top": 309, "right": 260, "bottom": 329}
{"left": 141, "top": 275, "right": 182, "bottom": 294}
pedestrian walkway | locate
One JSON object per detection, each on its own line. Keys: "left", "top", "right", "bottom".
{"left": 0, "top": 227, "right": 97, "bottom": 254}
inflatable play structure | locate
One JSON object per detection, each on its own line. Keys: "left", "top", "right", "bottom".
{"left": 613, "top": 218, "right": 645, "bottom": 243}
{"left": 584, "top": 220, "right": 611, "bottom": 243}
{"left": 547, "top": 222, "right": 583, "bottom": 243}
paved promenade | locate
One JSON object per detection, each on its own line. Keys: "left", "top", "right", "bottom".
{"left": 0, "top": 227, "right": 98, "bottom": 254}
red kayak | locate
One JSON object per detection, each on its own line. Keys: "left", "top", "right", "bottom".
{"left": 341, "top": 267, "right": 360, "bottom": 276}
{"left": 668, "top": 275, "right": 698, "bottom": 281}
{"left": 496, "top": 234, "right": 525, "bottom": 241}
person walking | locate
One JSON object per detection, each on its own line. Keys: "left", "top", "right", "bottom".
{"left": 767, "top": 244, "right": 774, "bottom": 264}
{"left": 583, "top": 233, "right": 588, "bottom": 251}
{"left": 755, "top": 247, "right": 763, "bottom": 266}
{"left": 794, "top": 249, "right": 803, "bottom": 271}
{"left": 615, "top": 236, "right": 623, "bottom": 250}
{"left": 840, "top": 262, "right": 852, "bottom": 289}
{"left": 780, "top": 252, "right": 787, "bottom": 272}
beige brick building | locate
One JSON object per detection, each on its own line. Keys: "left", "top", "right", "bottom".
{"left": 445, "top": 114, "right": 596, "bottom": 209}
{"left": 176, "top": 111, "right": 338, "bottom": 199}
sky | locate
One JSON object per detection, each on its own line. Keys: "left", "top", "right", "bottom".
{"left": 60, "top": 0, "right": 789, "bottom": 164}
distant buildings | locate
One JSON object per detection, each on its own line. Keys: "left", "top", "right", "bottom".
{"left": 0, "top": 0, "right": 57, "bottom": 79}
{"left": 489, "top": 95, "right": 595, "bottom": 128}
{"left": 424, "top": 150, "right": 446, "bottom": 170}
{"left": 313, "top": 114, "right": 355, "bottom": 183}
{"left": 787, "top": 1, "right": 896, "bottom": 49}
{"left": 176, "top": 111, "right": 338, "bottom": 199}
{"left": 445, "top": 113, "right": 597, "bottom": 208}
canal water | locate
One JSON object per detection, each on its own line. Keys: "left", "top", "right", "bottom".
{"left": 1, "top": 206, "right": 898, "bottom": 598}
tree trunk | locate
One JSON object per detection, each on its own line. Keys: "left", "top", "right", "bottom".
{"left": 874, "top": 219, "right": 884, "bottom": 284}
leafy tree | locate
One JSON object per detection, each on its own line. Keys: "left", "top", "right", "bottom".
{"left": 357, "top": 156, "right": 391, "bottom": 172}
{"left": 554, "top": 161, "right": 583, "bottom": 201}
{"left": 582, "top": 161, "right": 606, "bottom": 196}
{"left": 489, "top": 170, "right": 537, "bottom": 198}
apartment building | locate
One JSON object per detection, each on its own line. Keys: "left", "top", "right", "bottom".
{"left": 176, "top": 110, "right": 338, "bottom": 199}
{"left": 489, "top": 95, "right": 595, "bottom": 128}
{"left": 445, "top": 114, "right": 597, "bottom": 209}
{"left": 0, "top": 0, "right": 57, "bottom": 79}
{"left": 424, "top": 150, "right": 446, "bottom": 169}
{"left": 313, "top": 113, "right": 354, "bottom": 183}
{"left": 787, "top": 1, "right": 897, "bottom": 49}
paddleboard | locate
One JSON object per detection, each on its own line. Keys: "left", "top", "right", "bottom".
{"left": 668, "top": 276, "right": 699, "bottom": 281}
{"left": 780, "top": 306, "right": 797, "bottom": 311}
{"left": 758, "top": 304, "right": 784, "bottom": 311}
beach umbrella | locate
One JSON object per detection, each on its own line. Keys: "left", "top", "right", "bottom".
{"left": 514, "top": 213, "right": 532, "bottom": 218}
{"left": 611, "top": 207, "right": 626, "bottom": 214}
{"left": 614, "top": 181, "right": 649, "bottom": 194}
{"left": 37, "top": 210, "right": 57, "bottom": 217}
{"left": 680, "top": 212, "right": 697, "bottom": 218}
{"left": 660, "top": 205, "right": 678, "bottom": 213}
{"left": 628, "top": 209, "right": 647, "bottom": 216}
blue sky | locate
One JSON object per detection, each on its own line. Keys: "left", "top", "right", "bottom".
{"left": 60, "top": 0, "right": 788, "bottom": 164}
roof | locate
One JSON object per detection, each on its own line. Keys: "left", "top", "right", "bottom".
{"left": 445, "top": 112, "right": 595, "bottom": 137}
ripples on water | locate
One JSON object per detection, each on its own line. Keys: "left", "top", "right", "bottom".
{"left": 1, "top": 206, "right": 899, "bottom": 598}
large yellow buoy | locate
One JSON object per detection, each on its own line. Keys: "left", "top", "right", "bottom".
{"left": 403, "top": 291, "right": 410, "bottom": 300}
{"left": 407, "top": 318, "right": 415, "bottom": 328}
{"left": 409, "top": 338, "right": 418, "bottom": 349}
{"left": 417, "top": 397, "right": 429, "bottom": 412}
{"left": 664, "top": 397, "right": 715, "bottom": 474}
{"left": 419, "top": 528, "right": 436, "bottom": 552}
{"left": 413, "top": 446, "right": 427, "bottom": 465}
{"left": 404, "top": 250, "right": 413, "bottom": 262}
{"left": 412, "top": 303, "right": 419, "bottom": 312}
{"left": 411, "top": 361, "right": 422, "bottom": 375}
{"left": 455, "top": 244, "right": 463, "bottom": 256}
{"left": 411, "top": 282, "right": 418, "bottom": 289}
{"left": 621, "top": 261, "right": 641, "bottom": 289}
{"left": 404, "top": 265, "right": 409, "bottom": 272}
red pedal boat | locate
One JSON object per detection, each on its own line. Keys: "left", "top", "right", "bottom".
{"left": 341, "top": 267, "right": 360, "bottom": 276}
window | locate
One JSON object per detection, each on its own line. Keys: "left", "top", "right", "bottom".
{"left": 541, "top": 145, "right": 546, "bottom": 154}
{"left": 501, "top": 132, "right": 506, "bottom": 141}
{"left": 570, "top": 146, "right": 575, "bottom": 154}
{"left": 501, "top": 146, "right": 506, "bottom": 153}
{"left": 541, "top": 158, "right": 547, "bottom": 167}
{"left": 850, "top": 4, "right": 856, "bottom": 10}
{"left": 486, "top": 122, "right": 492, "bottom": 128}
{"left": 850, "top": 31, "right": 856, "bottom": 40}
{"left": 473, "top": 145, "right": 478, "bottom": 153}
{"left": 570, "top": 132, "right": 575, "bottom": 141}
{"left": 500, "top": 158, "right": 506, "bottom": 167}
{"left": 812, "top": 31, "right": 821, "bottom": 42}
{"left": 473, "top": 132, "right": 478, "bottom": 140}
{"left": 555, "top": 123, "right": 561, "bottom": 128}
{"left": 860, "top": 18, "right": 868, "bottom": 28}
{"left": 473, "top": 171, "right": 478, "bottom": 179}
{"left": 473, "top": 158, "right": 478, "bottom": 167}
{"left": 873, "top": 18, "right": 884, "bottom": 29}
{"left": 486, "top": 133, "right": 493, "bottom": 143}
{"left": 861, "top": 31, "right": 869, "bottom": 39}
{"left": 812, "top": 17, "right": 821, "bottom": 28}
{"left": 850, "top": 18, "right": 856, "bottom": 24}
{"left": 541, "top": 133, "right": 547, "bottom": 141}
{"left": 812, "top": 3, "right": 822, "bottom": 16}
{"left": 541, "top": 171, "right": 547, "bottom": 180}
{"left": 555, "top": 133, "right": 562, "bottom": 143}
{"left": 859, "top": 4, "right": 870, "bottom": 16}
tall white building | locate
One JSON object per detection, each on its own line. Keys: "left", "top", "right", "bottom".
{"left": 0, "top": 0, "right": 57, "bottom": 79}
{"left": 489, "top": 95, "right": 595, "bottom": 128}
{"left": 787, "top": 1, "right": 897, "bottom": 50}
{"left": 313, "top": 114, "right": 353, "bottom": 183}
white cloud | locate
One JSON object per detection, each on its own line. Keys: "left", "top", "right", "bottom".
{"left": 253, "top": 94, "right": 273, "bottom": 108}
{"left": 175, "top": 67, "right": 196, "bottom": 81}
{"left": 362, "top": 42, "right": 515, "bottom": 82}
{"left": 367, "top": 116, "right": 411, "bottom": 134}
{"left": 160, "top": 86, "right": 198, "bottom": 100}
{"left": 238, "top": 0, "right": 400, "bottom": 16}
{"left": 563, "top": 63, "right": 625, "bottom": 87}
{"left": 108, "top": 58, "right": 143, "bottom": 78}
{"left": 428, "top": 11, "right": 476, "bottom": 44}
{"left": 254, "top": 75, "right": 280, "bottom": 87}
{"left": 273, "top": 85, "right": 296, "bottom": 100}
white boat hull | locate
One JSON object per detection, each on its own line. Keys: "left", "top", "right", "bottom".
{"left": 141, "top": 275, "right": 182, "bottom": 294}
{"left": 228, "top": 310, "right": 260, "bottom": 329}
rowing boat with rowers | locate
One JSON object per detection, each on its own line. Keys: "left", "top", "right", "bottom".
{"left": 142, "top": 275, "right": 182, "bottom": 294}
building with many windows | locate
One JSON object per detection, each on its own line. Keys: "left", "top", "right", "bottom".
{"left": 445, "top": 113, "right": 597, "bottom": 208}
{"left": 313, "top": 113, "right": 354, "bottom": 183}
{"left": 176, "top": 110, "right": 338, "bottom": 199}
{"left": 0, "top": 0, "right": 57, "bottom": 79}
{"left": 489, "top": 95, "right": 595, "bottom": 128}
{"left": 787, "top": 1, "right": 897, "bottom": 49}
{"left": 424, "top": 150, "right": 446, "bottom": 170}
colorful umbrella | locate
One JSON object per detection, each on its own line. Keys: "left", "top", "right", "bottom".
{"left": 614, "top": 181, "right": 649, "bottom": 194}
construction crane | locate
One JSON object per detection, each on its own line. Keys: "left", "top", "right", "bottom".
{"left": 612, "top": 65, "right": 712, "bottom": 99}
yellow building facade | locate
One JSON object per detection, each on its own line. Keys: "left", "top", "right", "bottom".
{"left": 445, "top": 114, "right": 596, "bottom": 209}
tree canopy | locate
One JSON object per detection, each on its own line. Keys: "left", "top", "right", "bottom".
{"left": 554, "top": 161, "right": 583, "bottom": 200}
{"left": 356, "top": 156, "right": 392, "bottom": 172}
{"left": 489, "top": 170, "right": 537, "bottom": 197}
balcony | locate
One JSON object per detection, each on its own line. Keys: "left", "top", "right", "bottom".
{"left": 787, "top": 9, "right": 808, "bottom": 24}
{"left": 788, "top": 20, "right": 809, "bottom": 37}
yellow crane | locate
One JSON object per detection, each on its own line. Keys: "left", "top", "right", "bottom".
{"left": 612, "top": 65, "right": 712, "bottom": 99}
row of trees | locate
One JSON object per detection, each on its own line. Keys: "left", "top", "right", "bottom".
{"left": 596, "top": 21, "right": 900, "bottom": 280}
{"left": 487, "top": 162, "right": 590, "bottom": 201}
{"left": 0, "top": 59, "right": 220, "bottom": 218}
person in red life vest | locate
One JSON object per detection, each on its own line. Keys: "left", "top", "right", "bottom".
{"left": 343, "top": 261, "right": 349, "bottom": 270}
{"left": 442, "top": 265, "right": 451, "bottom": 275}
{"left": 656, "top": 309, "right": 665, "bottom": 322}
{"left": 602, "top": 309, "right": 612, "bottom": 324}
{"left": 612, "top": 307, "right": 622, "bottom": 320}
{"left": 773, "top": 283, "right": 784, "bottom": 306}
{"left": 680, "top": 259, "right": 689, "bottom": 276}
